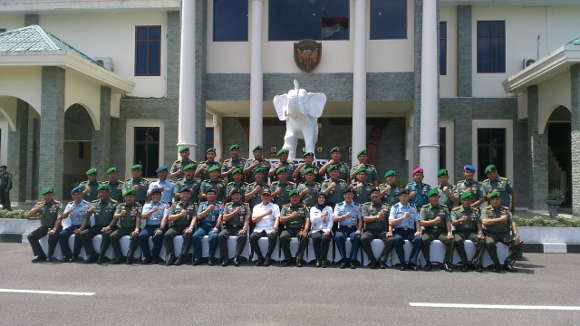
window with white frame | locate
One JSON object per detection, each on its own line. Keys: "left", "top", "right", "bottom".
{"left": 126, "top": 120, "right": 165, "bottom": 178}
{"left": 472, "top": 120, "right": 513, "bottom": 182}
{"left": 439, "top": 121, "right": 455, "bottom": 183}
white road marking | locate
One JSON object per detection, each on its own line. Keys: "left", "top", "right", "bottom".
{"left": 409, "top": 302, "right": 580, "bottom": 311}
{"left": 0, "top": 288, "right": 95, "bottom": 296}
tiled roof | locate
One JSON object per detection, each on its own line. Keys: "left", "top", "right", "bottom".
{"left": 0, "top": 25, "right": 99, "bottom": 65}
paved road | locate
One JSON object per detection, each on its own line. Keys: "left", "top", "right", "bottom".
{"left": 1, "top": 243, "right": 579, "bottom": 326}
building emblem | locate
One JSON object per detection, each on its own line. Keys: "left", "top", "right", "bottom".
{"left": 294, "top": 39, "right": 322, "bottom": 73}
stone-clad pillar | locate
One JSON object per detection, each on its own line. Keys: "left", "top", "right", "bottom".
{"left": 527, "top": 86, "right": 548, "bottom": 210}
{"left": 352, "top": 0, "right": 367, "bottom": 164}
{"left": 39, "top": 67, "right": 65, "bottom": 198}
{"left": 419, "top": 0, "right": 440, "bottom": 186}
{"left": 91, "top": 86, "right": 111, "bottom": 175}
{"left": 457, "top": 5, "right": 472, "bottom": 97}
{"left": 7, "top": 100, "right": 29, "bottom": 202}
{"left": 571, "top": 64, "right": 580, "bottom": 216}
{"left": 249, "top": 0, "right": 264, "bottom": 157}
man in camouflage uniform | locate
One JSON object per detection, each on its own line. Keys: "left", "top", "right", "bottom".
{"left": 455, "top": 164, "right": 484, "bottom": 207}
{"left": 481, "top": 191, "right": 522, "bottom": 272}
{"left": 481, "top": 164, "right": 516, "bottom": 212}
{"left": 221, "top": 144, "right": 246, "bottom": 183}
{"left": 26, "top": 187, "right": 61, "bottom": 262}
{"left": 243, "top": 146, "right": 271, "bottom": 183}
{"left": 270, "top": 167, "right": 296, "bottom": 207}
{"left": 199, "top": 165, "right": 226, "bottom": 202}
{"left": 195, "top": 147, "right": 221, "bottom": 181}
{"left": 0, "top": 165, "right": 12, "bottom": 210}
{"left": 269, "top": 148, "right": 295, "bottom": 182}
{"left": 170, "top": 146, "right": 196, "bottom": 181}
{"left": 379, "top": 170, "right": 401, "bottom": 206}
{"left": 360, "top": 188, "right": 393, "bottom": 269}
{"left": 124, "top": 164, "right": 151, "bottom": 205}
{"left": 419, "top": 189, "right": 453, "bottom": 272}
{"left": 319, "top": 147, "right": 350, "bottom": 181}
{"left": 293, "top": 152, "right": 320, "bottom": 183}
{"left": 321, "top": 165, "right": 348, "bottom": 207}
{"left": 451, "top": 191, "right": 485, "bottom": 272}
{"left": 350, "top": 150, "right": 379, "bottom": 187}
{"left": 244, "top": 167, "right": 269, "bottom": 208}
{"left": 217, "top": 188, "right": 250, "bottom": 266}
{"left": 110, "top": 189, "right": 142, "bottom": 264}
{"left": 175, "top": 164, "right": 201, "bottom": 203}
{"left": 79, "top": 184, "right": 118, "bottom": 264}
{"left": 434, "top": 168, "right": 457, "bottom": 208}
{"left": 407, "top": 167, "right": 431, "bottom": 211}
{"left": 101, "top": 167, "right": 125, "bottom": 203}
{"left": 297, "top": 167, "right": 320, "bottom": 207}
{"left": 162, "top": 187, "right": 196, "bottom": 265}
{"left": 279, "top": 190, "right": 309, "bottom": 267}
{"left": 352, "top": 168, "right": 374, "bottom": 205}
{"left": 79, "top": 168, "right": 99, "bottom": 202}
{"left": 224, "top": 168, "right": 247, "bottom": 202}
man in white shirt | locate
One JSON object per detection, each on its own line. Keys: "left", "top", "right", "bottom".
{"left": 249, "top": 188, "right": 280, "bottom": 266}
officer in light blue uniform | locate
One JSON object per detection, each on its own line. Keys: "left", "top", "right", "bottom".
{"left": 407, "top": 167, "right": 431, "bottom": 211}
{"left": 192, "top": 188, "right": 222, "bottom": 265}
{"left": 148, "top": 166, "right": 176, "bottom": 204}
{"left": 333, "top": 187, "right": 363, "bottom": 269}
{"left": 389, "top": 189, "right": 422, "bottom": 271}
{"left": 58, "top": 186, "right": 92, "bottom": 262}
{"left": 139, "top": 187, "right": 167, "bottom": 264}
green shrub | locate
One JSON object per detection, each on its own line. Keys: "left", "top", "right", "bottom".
{"left": 513, "top": 216, "right": 580, "bottom": 227}
{"left": 0, "top": 209, "right": 38, "bottom": 220}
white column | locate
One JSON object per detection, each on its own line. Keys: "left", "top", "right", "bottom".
{"left": 352, "top": 0, "right": 367, "bottom": 164}
{"left": 177, "top": 0, "right": 197, "bottom": 159}
{"left": 249, "top": 0, "right": 263, "bottom": 157}
{"left": 419, "top": 0, "right": 440, "bottom": 186}
{"left": 212, "top": 112, "right": 223, "bottom": 161}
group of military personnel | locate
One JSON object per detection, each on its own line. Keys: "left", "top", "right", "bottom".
{"left": 26, "top": 145, "right": 523, "bottom": 272}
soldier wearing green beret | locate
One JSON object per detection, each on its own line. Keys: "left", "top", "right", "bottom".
{"left": 352, "top": 168, "right": 374, "bottom": 204}
{"left": 79, "top": 184, "right": 118, "bottom": 264}
{"left": 319, "top": 147, "right": 350, "bottom": 182}
{"left": 481, "top": 164, "right": 516, "bottom": 212}
{"left": 293, "top": 151, "right": 321, "bottom": 183}
{"left": 124, "top": 164, "right": 151, "bottom": 205}
{"left": 434, "top": 168, "right": 458, "bottom": 208}
{"left": 350, "top": 150, "right": 379, "bottom": 187}
{"left": 225, "top": 168, "right": 247, "bottom": 202}
{"left": 221, "top": 144, "right": 247, "bottom": 183}
{"left": 360, "top": 188, "right": 393, "bottom": 269}
{"left": 244, "top": 167, "right": 270, "bottom": 208}
{"left": 379, "top": 170, "right": 402, "bottom": 206}
{"left": 162, "top": 187, "right": 196, "bottom": 265}
{"left": 451, "top": 192, "right": 485, "bottom": 272}
{"left": 170, "top": 146, "right": 197, "bottom": 181}
{"left": 110, "top": 189, "right": 142, "bottom": 264}
{"left": 481, "top": 191, "right": 521, "bottom": 272}
{"left": 270, "top": 167, "right": 296, "bottom": 206}
{"left": 243, "top": 145, "right": 271, "bottom": 183}
{"left": 26, "top": 187, "right": 62, "bottom": 262}
{"left": 79, "top": 168, "right": 99, "bottom": 202}
{"left": 419, "top": 189, "right": 453, "bottom": 272}
{"left": 176, "top": 164, "right": 201, "bottom": 203}
{"left": 454, "top": 165, "right": 484, "bottom": 207}
{"left": 216, "top": 188, "right": 251, "bottom": 266}
{"left": 297, "top": 167, "right": 320, "bottom": 207}
{"left": 320, "top": 164, "right": 348, "bottom": 207}
{"left": 195, "top": 147, "right": 222, "bottom": 181}
{"left": 279, "top": 189, "right": 310, "bottom": 267}
{"left": 199, "top": 165, "right": 226, "bottom": 202}
{"left": 100, "top": 167, "right": 124, "bottom": 203}
{"left": 269, "top": 148, "right": 296, "bottom": 182}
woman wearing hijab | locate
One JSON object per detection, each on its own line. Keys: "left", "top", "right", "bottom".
{"left": 308, "top": 193, "right": 334, "bottom": 267}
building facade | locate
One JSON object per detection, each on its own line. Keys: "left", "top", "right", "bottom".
{"left": 0, "top": 0, "right": 578, "bottom": 215}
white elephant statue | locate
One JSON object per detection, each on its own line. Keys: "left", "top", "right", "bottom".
{"left": 273, "top": 80, "right": 327, "bottom": 160}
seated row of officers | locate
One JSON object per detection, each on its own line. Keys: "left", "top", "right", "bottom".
{"left": 26, "top": 146, "right": 522, "bottom": 273}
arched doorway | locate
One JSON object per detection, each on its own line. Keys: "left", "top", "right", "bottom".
{"left": 63, "top": 104, "right": 95, "bottom": 199}
{"left": 547, "top": 106, "right": 572, "bottom": 208}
